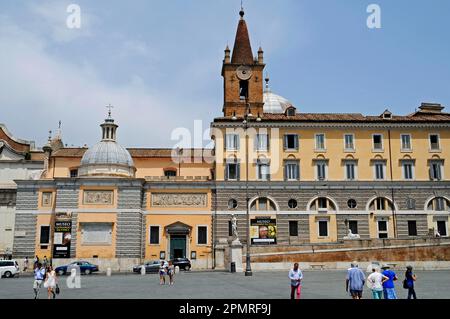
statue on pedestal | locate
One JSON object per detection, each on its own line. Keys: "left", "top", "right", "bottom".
{"left": 343, "top": 228, "right": 360, "bottom": 240}
{"left": 231, "top": 214, "right": 240, "bottom": 244}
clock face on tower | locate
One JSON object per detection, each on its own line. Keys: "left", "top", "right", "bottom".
{"left": 236, "top": 65, "right": 253, "bottom": 81}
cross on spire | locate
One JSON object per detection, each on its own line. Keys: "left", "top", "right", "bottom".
{"left": 106, "top": 104, "right": 114, "bottom": 118}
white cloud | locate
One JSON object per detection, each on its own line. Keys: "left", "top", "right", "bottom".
{"left": 0, "top": 15, "right": 212, "bottom": 149}
{"left": 28, "top": 0, "right": 96, "bottom": 43}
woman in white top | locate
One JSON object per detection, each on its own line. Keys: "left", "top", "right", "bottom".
{"left": 44, "top": 266, "right": 58, "bottom": 299}
{"left": 367, "top": 268, "right": 388, "bottom": 299}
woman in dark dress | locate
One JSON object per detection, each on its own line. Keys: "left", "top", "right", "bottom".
{"left": 405, "top": 266, "right": 417, "bottom": 299}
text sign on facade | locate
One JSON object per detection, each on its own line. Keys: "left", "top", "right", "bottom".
{"left": 151, "top": 193, "right": 207, "bottom": 207}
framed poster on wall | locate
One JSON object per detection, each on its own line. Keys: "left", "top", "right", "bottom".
{"left": 250, "top": 217, "right": 277, "bottom": 245}
{"left": 52, "top": 220, "right": 72, "bottom": 258}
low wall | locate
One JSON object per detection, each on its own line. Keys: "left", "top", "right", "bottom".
{"left": 250, "top": 261, "right": 450, "bottom": 271}
{"left": 242, "top": 238, "right": 450, "bottom": 270}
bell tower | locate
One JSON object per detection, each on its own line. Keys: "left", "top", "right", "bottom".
{"left": 222, "top": 8, "right": 265, "bottom": 118}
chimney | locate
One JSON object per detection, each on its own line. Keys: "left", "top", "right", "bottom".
{"left": 418, "top": 103, "right": 444, "bottom": 113}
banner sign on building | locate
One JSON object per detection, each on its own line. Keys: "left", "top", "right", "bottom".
{"left": 250, "top": 217, "right": 277, "bottom": 244}
{"left": 53, "top": 220, "right": 72, "bottom": 258}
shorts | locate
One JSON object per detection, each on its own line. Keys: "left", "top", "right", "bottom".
{"left": 350, "top": 290, "right": 363, "bottom": 298}
{"left": 33, "top": 280, "right": 43, "bottom": 289}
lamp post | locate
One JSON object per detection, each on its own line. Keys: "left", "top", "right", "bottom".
{"left": 243, "top": 101, "right": 253, "bottom": 277}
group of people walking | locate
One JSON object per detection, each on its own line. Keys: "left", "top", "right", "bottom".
{"left": 159, "top": 260, "right": 175, "bottom": 285}
{"left": 33, "top": 263, "right": 59, "bottom": 299}
{"left": 289, "top": 261, "right": 417, "bottom": 299}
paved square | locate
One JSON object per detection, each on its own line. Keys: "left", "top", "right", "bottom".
{"left": 1, "top": 270, "right": 450, "bottom": 299}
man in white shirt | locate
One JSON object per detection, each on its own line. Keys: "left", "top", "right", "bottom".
{"left": 288, "top": 263, "right": 303, "bottom": 299}
{"left": 366, "top": 267, "right": 389, "bottom": 299}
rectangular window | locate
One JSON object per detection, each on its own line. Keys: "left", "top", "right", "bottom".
{"left": 318, "top": 220, "right": 328, "bottom": 237}
{"left": 256, "top": 134, "right": 269, "bottom": 151}
{"left": 435, "top": 198, "right": 446, "bottom": 211}
{"left": 258, "top": 198, "right": 267, "bottom": 211}
{"left": 225, "top": 134, "right": 239, "bottom": 151}
{"left": 164, "top": 170, "right": 177, "bottom": 177}
{"left": 374, "top": 162, "right": 385, "bottom": 180}
{"left": 316, "top": 161, "right": 327, "bottom": 181}
{"left": 315, "top": 134, "right": 325, "bottom": 150}
{"left": 285, "top": 160, "right": 299, "bottom": 181}
{"left": 401, "top": 134, "right": 412, "bottom": 151}
{"left": 257, "top": 161, "right": 270, "bottom": 181}
{"left": 70, "top": 169, "right": 78, "bottom": 178}
{"left": 408, "top": 221, "right": 418, "bottom": 236}
{"left": 344, "top": 134, "right": 355, "bottom": 150}
{"left": 373, "top": 134, "right": 383, "bottom": 151}
{"left": 345, "top": 162, "right": 356, "bottom": 180}
{"left": 437, "top": 221, "right": 447, "bottom": 237}
{"left": 284, "top": 134, "right": 299, "bottom": 150}
{"left": 39, "top": 226, "right": 50, "bottom": 244}
{"left": 402, "top": 162, "right": 414, "bottom": 180}
{"left": 225, "top": 162, "right": 240, "bottom": 181}
{"left": 197, "top": 226, "right": 207, "bottom": 245}
{"left": 318, "top": 198, "right": 328, "bottom": 210}
{"left": 377, "top": 220, "right": 388, "bottom": 238}
{"left": 430, "top": 161, "right": 443, "bottom": 181}
{"left": 376, "top": 198, "right": 386, "bottom": 211}
{"left": 149, "top": 226, "right": 159, "bottom": 244}
{"left": 228, "top": 221, "right": 233, "bottom": 236}
{"left": 348, "top": 221, "right": 358, "bottom": 235}
{"left": 430, "top": 134, "right": 440, "bottom": 150}
{"left": 289, "top": 221, "right": 298, "bottom": 237}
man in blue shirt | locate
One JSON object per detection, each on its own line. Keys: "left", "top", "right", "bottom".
{"left": 381, "top": 264, "right": 398, "bottom": 299}
{"left": 346, "top": 261, "right": 366, "bottom": 299}
{"left": 33, "top": 263, "right": 45, "bottom": 299}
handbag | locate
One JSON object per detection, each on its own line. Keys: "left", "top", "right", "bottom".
{"left": 55, "top": 285, "right": 60, "bottom": 294}
{"left": 403, "top": 279, "right": 409, "bottom": 289}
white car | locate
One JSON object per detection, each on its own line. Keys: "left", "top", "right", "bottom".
{"left": 0, "top": 260, "right": 20, "bottom": 278}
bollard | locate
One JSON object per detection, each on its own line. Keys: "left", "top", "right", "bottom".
{"left": 141, "top": 265, "right": 146, "bottom": 275}
{"left": 175, "top": 266, "right": 180, "bottom": 274}
{"left": 106, "top": 267, "right": 112, "bottom": 277}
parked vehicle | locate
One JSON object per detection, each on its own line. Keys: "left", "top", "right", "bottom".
{"left": 171, "top": 258, "right": 191, "bottom": 271}
{"left": 55, "top": 261, "right": 99, "bottom": 275}
{"left": 133, "top": 260, "right": 167, "bottom": 274}
{"left": 0, "top": 260, "right": 20, "bottom": 278}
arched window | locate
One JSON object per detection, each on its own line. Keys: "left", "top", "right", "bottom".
{"left": 309, "top": 197, "right": 337, "bottom": 211}
{"left": 368, "top": 197, "right": 394, "bottom": 211}
{"left": 427, "top": 197, "right": 450, "bottom": 211}
{"left": 250, "top": 197, "right": 277, "bottom": 211}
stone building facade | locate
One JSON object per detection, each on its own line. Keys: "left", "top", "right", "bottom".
{"left": 210, "top": 9, "right": 450, "bottom": 261}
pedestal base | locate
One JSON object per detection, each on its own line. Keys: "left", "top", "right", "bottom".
{"left": 229, "top": 241, "right": 243, "bottom": 273}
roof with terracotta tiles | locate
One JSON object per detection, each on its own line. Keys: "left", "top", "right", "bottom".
{"left": 52, "top": 148, "right": 213, "bottom": 159}
{"left": 213, "top": 111, "right": 450, "bottom": 123}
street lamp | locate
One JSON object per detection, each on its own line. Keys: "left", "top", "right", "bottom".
{"left": 243, "top": 101, "right": 253, "bottom": 277}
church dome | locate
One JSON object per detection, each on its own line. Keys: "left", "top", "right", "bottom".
{"left": 262, "top": 78, "right": 296, "bottom": 114}
{"left": 263, "top": 91, "right": 295, "bottom": 113}
{"left": 79, "top": 110, "right": 135, "bottom": 178}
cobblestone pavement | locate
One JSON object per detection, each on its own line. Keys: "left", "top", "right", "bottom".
{"left": 1, "top": 270, "right": 449, "bottom": 299}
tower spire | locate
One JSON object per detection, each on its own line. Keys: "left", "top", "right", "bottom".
{"left": 231, "top": 5, "right": 253, "bottom": 65}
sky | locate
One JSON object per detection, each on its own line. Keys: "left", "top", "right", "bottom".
{"left": 1, "top": 0, "right": 449, "bottom": 149}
